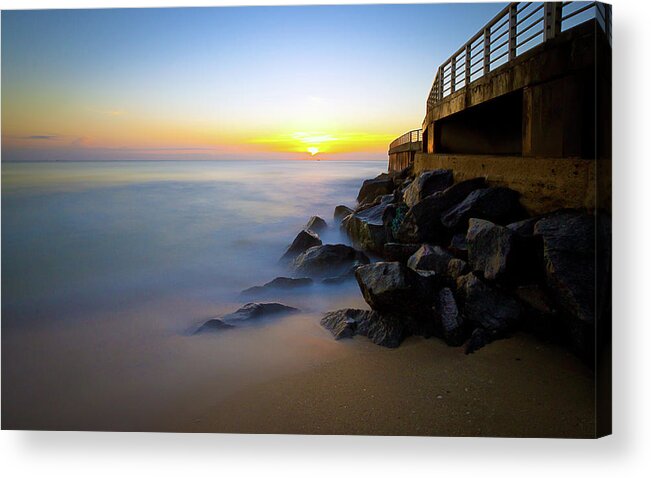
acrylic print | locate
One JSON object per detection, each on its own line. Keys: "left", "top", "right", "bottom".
{"left": 1, "top": 2, "right": 611, "bottom": 437}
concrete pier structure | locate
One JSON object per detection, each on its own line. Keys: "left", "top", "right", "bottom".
{"left": 388, "top": 2, "right": 612, "bottom": 214}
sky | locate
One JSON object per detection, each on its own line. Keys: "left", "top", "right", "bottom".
{"left": 1, "top": 3, "right": 507, "bottom": 161}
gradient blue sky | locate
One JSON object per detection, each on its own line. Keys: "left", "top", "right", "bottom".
{"left": 2, "top": 3, "right": 508, "bottom": 160}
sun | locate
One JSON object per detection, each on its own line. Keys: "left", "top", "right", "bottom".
{"left": 307, "top": 146, "right": 319, "bottom": 156}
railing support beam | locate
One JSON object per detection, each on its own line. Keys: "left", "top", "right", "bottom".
{"left": 465, "top": 44, "right": 471, "bottom": 86}
{"left": 483, "top": 27, "right": 491, "bottom": 75}
{"left": 508, "top": 3, "right": 518, "bottom": 60}
{"left": 543, "top": 2, "right": 563, "bottom": 41}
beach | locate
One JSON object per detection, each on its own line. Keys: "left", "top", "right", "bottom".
{"left": 177, "top": 330, "right": 595, "bottom": 438}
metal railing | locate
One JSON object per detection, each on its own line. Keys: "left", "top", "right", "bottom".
{"left": 389, "top": 129, "right": 423, "bottom": 151}
{"left": 426, "top": 2, "right": 612, "bottom": 111}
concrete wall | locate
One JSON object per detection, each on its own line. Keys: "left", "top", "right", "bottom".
{"left": 388, "top": 141, "right": 422, "bottom": 172}
{"left": 414, "top": 153, "right": 611, "bottom": 216}
{"left": 388, "top": 151, "right": 413, "bottom": 172}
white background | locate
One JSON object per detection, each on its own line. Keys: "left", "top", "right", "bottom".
{"left": 1, "top": 0, "right": 650, "bottom": 476}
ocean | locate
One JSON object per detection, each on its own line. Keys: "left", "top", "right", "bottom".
{"left": 1, "top": 159, "right": 385, "bottom": 430}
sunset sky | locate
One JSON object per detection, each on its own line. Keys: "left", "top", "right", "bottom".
{"left": 2, "top": 3, "right": 506, "bottom": 161}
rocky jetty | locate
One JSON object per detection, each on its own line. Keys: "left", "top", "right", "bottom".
{"left": 318, "top": 167, "right": 609, "bottom": 364}
{"left": 200, "top": 166, "right": 607, "bottom": 367}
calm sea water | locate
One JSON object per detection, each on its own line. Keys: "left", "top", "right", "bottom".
{"left": 1, "top": 159, "right": 385, "bottom": 430}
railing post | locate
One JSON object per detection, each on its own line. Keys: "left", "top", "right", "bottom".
{"left": 450, "top": 56, "right": 457, "bottom": 94}
{"left": 483, "top": 27, "right": 491, "bottom": 75}
{"left": 437, "top": 66, "right": 443, "bottom": 101}
{"left": 508, "top": 3, "right": 518, "bottom": 61}
{"left": 465, "top": 43, "right": 471, "bottom": 86}
{"left": 543, "top": 2, "right": 562, "bottom": 41}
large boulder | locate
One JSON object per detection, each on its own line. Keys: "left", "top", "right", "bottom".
{"left": 241, "top": 277, "right": 313, "bottom": 296}
{"left": 221, "top": 302, "right": 299, "bottom": 323}
{"left": 382, "top": 203, "right": 409, "bottom": 243}
{"left": 357, "top": 175, "right": 394, "bottom": 205}
{"left": 320, "top": 308, "right": 407, "bottom": 348}
{"left": 434, "top": 287, "right": 466, "bottom": 346}
{"left": 354, "top": 262, "right": 430, "bottom": 316}
{"left": 466, "top": 218, "right": 516, "bottom": 281}
{"left": 333, "top": 205, "right": 354, "bottom": 222}
{"left": 441, "top": 187, "right": 525, "bottom": 231}
{"left": 407, "top": 244, "right": 455, "bottom": 274}
{"left": 195, "top": 302, "right": 299, "bottom": 333}
{"left": 344, "top": 195, "right": 393, "bottom": 254}
{"left": 456, "top": 273, "right": 521, "bottom": 333}
{"left": 534, "top": 211, "right": 596, "bottom": 324}
{"left": 305, "top": 215, "right": 327, "bottom": 234}
{"left": 533, "top": 210, "right": 610, "bottom": 358}
{"left": 292, "top": 244, "right": 369, "bottom": 278}
{"left": 396, "top": 178, "right": 487, "bottom": 244}
{"left": 280, "top": 229, "right": 322, "bottom": 262}
{"left": 403, "top": 169, "right": 454, "bottom": 208}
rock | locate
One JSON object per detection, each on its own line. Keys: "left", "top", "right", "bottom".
{"left": 383, "top": 203, "right": 409, "bottom": 243}
{"left": 321, "top": 264, "right": 361, "bottom": 285}
{"left": 292, "top": 244, "right": 369, "bottom": 278}
{"left": 280, "top": 229, "right": 322, "bottom": 262}
{"left": 464, "top": 328, "right": 500, "bottom": 354}
{"left": 533, "top": 211, "right": 608, "bottom": 358}
{"left": 354, "top": 262, "right": 430, "bottom": 316}
{"left": 407, "top": 244, "right": 455, "bottom": 274}
{"left": 403, "top": 169, "right": 454, "bottom": 208}
{"left": 435, "top": 287, "right": 465, "bottom": 346}
{"left": 382, "top": 243, "right": 421, "bottom": 263}
{"left": 456, "top": 273, "right": 521, "bottom": 333}
{"left": 320, "top": 308, "right": 361, "bottom": 339}
{"left": 357, "top": 176, "right": 394, "bottom": 205}
{"left": 305, "top": 215, "right": 327, "bottom": 233}
{"left": 194, "top": 319, "right": 235, "bottom": 334}
{"left": 466, "top": 218, "right": 516, "bottom": 281}
{"left": 356, "top": 311, "right": 407, "bottom": 348}
{"left": 320, "top": 308, "right": 407, "bottom": 348}
{"left": 441, "top": 187, "right": 525, "bottom": 231}
{"left": 396, "top": 178, "right": 487, "bottom": 243}
{"left": 241, "top": 277, "right": 313, "bottom": 296}
{"left": 388, "top": 164, "right": 413, "bottom": 185}
{"left": 344, "top": 195, "right": 393, "bottom": 254}
{"left": 447, "top": 258, "right": 470, "bottom": 280}
{"left": 333, "top": 205, "right": 354, "bottom": 222}
{"left": 448, "top": 233, "right": 468, "bottom": 258}
{"left": 507, "top": 216, "right": 542, "bottom": 237}
{"left": 534, "top": 211, "right": 596, "bottom": 325}
{"left": 221, "top": 302, "right": 300, "bottom": 323}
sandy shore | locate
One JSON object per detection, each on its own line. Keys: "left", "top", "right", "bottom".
{"left": 176, "top": 333, "right": 595, "bottom": 438}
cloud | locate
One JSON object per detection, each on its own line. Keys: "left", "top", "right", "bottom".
{"left": 24, "top": 135, "right": 58, "bottom": 140}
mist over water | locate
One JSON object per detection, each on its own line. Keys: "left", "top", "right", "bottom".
{"left": 1, "top": 159, "right": 385, "bottom": 430}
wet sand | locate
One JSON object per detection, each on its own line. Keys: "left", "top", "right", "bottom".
{"left": 176, "top": 333, "right": 596, "bottom": 438}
